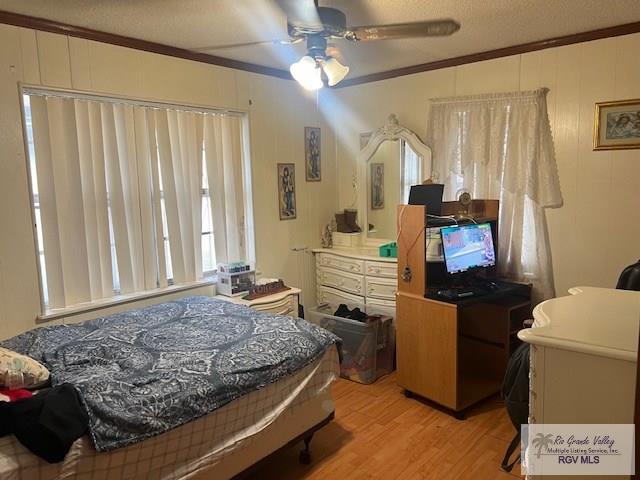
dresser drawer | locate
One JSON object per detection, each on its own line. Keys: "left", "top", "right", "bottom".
{"left": 365, "top": 298, "right": 396, "bottom": 319}
{"left": 251, "top": 295, "right": 297, "bottom": 316}
{"left": 317, "top": 253, "right": 364, "bottom": 275}
{"left": 365, "top": 260, "right": 397, "bottom": 279}
{"left": 317, "top": 266, "right": 364, "bottom": 296}
{"left": 317, "top": 285, "right": 365, "bottom": 312}
{"left": 365, "top": 277, "right": 397, "bottom": 301}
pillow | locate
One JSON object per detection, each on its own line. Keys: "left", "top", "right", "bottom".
{"left": 0, "top": 347, "right": 49, "bottom": 390}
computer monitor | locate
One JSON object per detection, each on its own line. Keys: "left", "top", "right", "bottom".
{"left": 408, "top": 183, "right": 444, "bottom": 216}
{"left": 440, "top": 222, "right": 496, "bottom": 274}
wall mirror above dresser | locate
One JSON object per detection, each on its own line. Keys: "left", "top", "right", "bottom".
{"left": 313, "top": 115, "right": 432, "bottom": 323}
{"left": 358, "top": 114, "right": 433, "bottom": 243}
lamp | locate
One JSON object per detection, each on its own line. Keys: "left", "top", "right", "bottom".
{"left": 290, "top": 55, "right": 323, "bottom": 91}
{"left": 322, "top": 57, "right": 349, "bottom": 87}
{"left": 290, "top": 52, "right": 350, "bottom": 90}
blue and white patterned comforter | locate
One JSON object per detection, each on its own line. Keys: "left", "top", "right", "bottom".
{"left": 1, "top": 296, "right": 340, "bottom": 452}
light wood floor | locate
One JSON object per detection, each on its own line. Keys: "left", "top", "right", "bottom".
{"left": 247, "top": 372, "right": 524, "bottom": 480}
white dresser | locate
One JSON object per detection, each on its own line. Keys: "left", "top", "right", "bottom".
{"left": 312, "top": 248, "right": 397, "bottom": 319}
{"left": 214, "top": 287, "right": 300, "bottom": 316}
{"left": 518, "top": 286, "right": 640, "bottom": 479}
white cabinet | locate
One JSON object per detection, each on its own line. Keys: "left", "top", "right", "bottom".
{"left": 518, "top": 287, "right": 640, "bottom": 479}
{"left": 314, "top": 248, "right": 397, "bottom": 319}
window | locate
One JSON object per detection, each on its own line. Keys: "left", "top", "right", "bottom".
{"left": 400, "top": 140, "right": 422, "bottom": 203}
{"left": 22, "top": 89, "right": 252, "bottom": 311}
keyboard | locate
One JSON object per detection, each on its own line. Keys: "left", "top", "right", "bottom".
{"left": 435, "top": 282, "right": 499, "bottom": 300}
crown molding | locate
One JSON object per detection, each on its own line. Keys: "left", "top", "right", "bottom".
{"left": 336, "top": 21, "right": 640, "bottom": 87}
{"left": 0, "top": 10, "right": 292, "bottom": 80}
{"left": 1, "top": 10, "right": 639, "bottom": 88}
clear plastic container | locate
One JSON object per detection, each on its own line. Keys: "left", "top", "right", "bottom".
{"left": 308, "top": 304, "right": 394, "bottom": 384}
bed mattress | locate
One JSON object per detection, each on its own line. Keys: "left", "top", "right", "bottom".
{"left": 0, "top": 345, "right": 339, "bottom": 480}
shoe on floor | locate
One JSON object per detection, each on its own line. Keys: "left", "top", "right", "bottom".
{"left": 348, "top": 308, "right": 367, "bottom": 321}
{"left": 334, "top": 304, "right": 351, "bottom": 318}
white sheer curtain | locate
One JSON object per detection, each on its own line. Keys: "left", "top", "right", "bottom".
{"left": 29, "top": 92, "right": 247, "bottom": 309}
{"left": 427, "top": 88, "right": 562, "bottom": 301}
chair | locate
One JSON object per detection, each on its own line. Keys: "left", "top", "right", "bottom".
{"left": 616, "top": 259, "right": 640, "bottom": 291}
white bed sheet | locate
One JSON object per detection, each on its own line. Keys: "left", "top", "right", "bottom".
{"left": 0, "top": 346, "right": 340, "bottom": 480}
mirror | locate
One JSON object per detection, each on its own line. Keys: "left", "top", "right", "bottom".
{"left": 366, "top": 140, "right": 422, "bottom": 239}
{"left": 358, "top": 115, "right": 432, "bottom": 243}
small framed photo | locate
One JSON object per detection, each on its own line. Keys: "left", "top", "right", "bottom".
{"left": 360, "top": 132, "right": 372, "bottom": 150}
{"left": 277, "top": 163, "right": 296, "bottom": 220}
{"left": 594, "top": 99, "right": 640, "bottom": 150}
{"left": 304, "top": 127, "right": 321, "bottom": 181}
{"left": 370, "top": 163, "right": 384, "bottom": 210}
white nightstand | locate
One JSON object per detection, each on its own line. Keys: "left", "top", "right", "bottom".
{"left": 214, "top": 287, "right": 301, "bottom": 316}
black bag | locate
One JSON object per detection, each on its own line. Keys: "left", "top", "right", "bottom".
{"left": 500, "top": 342, "right": 530, "bottom": 472}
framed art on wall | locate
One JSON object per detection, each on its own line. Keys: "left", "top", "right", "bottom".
{"left": 370, "top": 162, "right": 384, "bottom": 210}
{"left": 278, "top": 163, "right": 297, "bottom": 220}
{"left": 594, "top": 99, "right": 640, "bottom": 150}
{"left": 304, "top": 127, "right": 321, "bottom": 181}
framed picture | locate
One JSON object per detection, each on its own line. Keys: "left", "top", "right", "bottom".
{"left": 370, "top": 163, "right": 384, "bottom": 210}
{"left": 304, "top": 127, "right": 321, "bottom": 181}
{"left": 594, "top": 99, "right": 640, "bottom": 150}
{"left": 277, "top": 163, "right": 296, "bottom": 220}
{"left": 360, "top": 132, "right": 372, "bottom": 150}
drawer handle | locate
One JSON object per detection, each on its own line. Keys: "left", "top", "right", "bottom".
{"left": 349, "top": 265, "right": 356, "bottom": 270}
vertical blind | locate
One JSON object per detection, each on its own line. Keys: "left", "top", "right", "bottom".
{"left": 27, "top": 92, "right": 249, "bottom": 310}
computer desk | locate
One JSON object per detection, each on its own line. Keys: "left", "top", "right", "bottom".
{"left": 395, "top": 203, "right": 532, "bottom": 417}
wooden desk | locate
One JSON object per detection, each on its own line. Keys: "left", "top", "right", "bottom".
{"left": 395, "top": 202, "right": 531, "bottom": 415}
{"left": 396, "top": 286, "right": 531, "bottom": 414}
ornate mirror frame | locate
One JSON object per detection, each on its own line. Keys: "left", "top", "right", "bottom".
{"left": 357, "top": 114, "right": 433, "bottom": 245}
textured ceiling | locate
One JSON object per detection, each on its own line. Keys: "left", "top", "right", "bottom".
{"left": 2, "top": 0, "right": 640, "bottom": 78}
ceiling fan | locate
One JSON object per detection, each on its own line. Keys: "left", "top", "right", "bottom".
{"left": 195, "top": 0, "right": 461, "bottom": 89}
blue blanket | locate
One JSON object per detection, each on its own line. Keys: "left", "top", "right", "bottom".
{"left": 1, "top": 296, "right": 340, "bottom": 452}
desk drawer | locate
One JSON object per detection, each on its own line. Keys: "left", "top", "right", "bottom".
{"left": 317, "top": 253, "right": 364, "bottom": 275}
{"left": 317, "top": 266, "right": 364, "bottom": 296}
{"left": 365, "top": 260, "right": 397, "bottom": 279}
{"left": 365, "top": 277, "right": 397, "bottom": 301}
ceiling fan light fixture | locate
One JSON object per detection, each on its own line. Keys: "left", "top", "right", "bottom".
{"left": 322, "top": 57, "right": 349, "bottom": 86}
{"left": 290, "top": 55, "right": 323, "bottom": 90}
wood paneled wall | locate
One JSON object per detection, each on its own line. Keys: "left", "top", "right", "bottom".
{"left": 0, "top": 25, "right": 338, "bottom": 338}
{"left": 334, "top": 33, "right": 640, "bottom": 297}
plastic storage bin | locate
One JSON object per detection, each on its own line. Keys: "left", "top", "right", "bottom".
{"left": 308, "top": 304, "right": 394, "bottom": 384}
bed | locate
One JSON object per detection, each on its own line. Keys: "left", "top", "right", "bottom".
{"left": 0, "top": 296, "right": 341, "bottom": 480}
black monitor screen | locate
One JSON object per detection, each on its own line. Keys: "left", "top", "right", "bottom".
{"left": 441, "top": 223, "right": 496, "bottom": 274}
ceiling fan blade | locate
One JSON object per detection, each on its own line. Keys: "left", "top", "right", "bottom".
{"left": 192, "top": 38, "right": 303, "bottom": 52}
{"left": 346, "top": 19, "right": 460, "bottom": 41}
{"left": 277, "top": 0, "right": 321, "bottom": 29}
